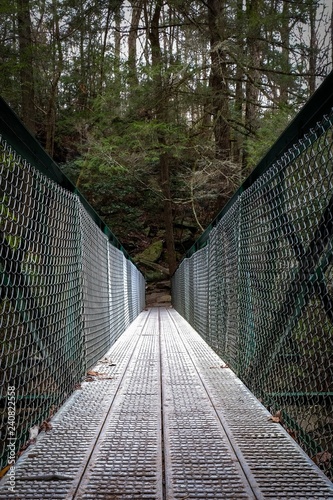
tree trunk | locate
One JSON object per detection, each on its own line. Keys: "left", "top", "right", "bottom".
{"left": 77, "top": 0, "right": 88, "bottom": 110}
{"left": 128, "top": 0, "right": 143, "bottom": 89}
{"left": 207, "top": 0, "right": 230, "bottom": 160}
{"left": 100, "top": 2, "right": 113, "bottom": 90}
{"left": 235, "top": 0, "right": 245, "bottom": 171}
{"left": 160, "top": 151, "right": 177, "bottom": 275}
{"left": 45, "top": 0, "right": 63, "bottom": 156}
{"left": 279, "top": 0, "right": 291, "bottom": 106}
{"left": 245, "top": 0, "right": 261, "bottom": 137}
{"left": 114, "top": 4, "right": 121, "bottom": 76}
{"left": 149, "top": 1, "right": 177, "bottom": 275}
{"left": 309, "top": 1, "right": 317, "bottom": 94}
{"left": 17, "top": 0, "right": 35, "bottom": 134}
{"left": 331, "top": 0, "right": 333, "bottom": 68}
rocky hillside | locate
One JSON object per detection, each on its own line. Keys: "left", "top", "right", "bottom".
{"left": 131, "top": 219, "right": 199, "bottom": 306}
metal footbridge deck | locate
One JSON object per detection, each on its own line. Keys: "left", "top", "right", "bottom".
{"left": 1, "top": 308, "right": 332, "bottom": 500}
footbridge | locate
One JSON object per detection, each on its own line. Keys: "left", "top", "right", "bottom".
{"left": 0, "top": 72, "right": 333, "bottom": 498}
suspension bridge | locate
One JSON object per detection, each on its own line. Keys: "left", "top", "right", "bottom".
{"left": 0, "top": 72, "right": 333, "bottom": 499}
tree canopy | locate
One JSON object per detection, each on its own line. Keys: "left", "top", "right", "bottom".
{"left": 1, "top": 0, "right": 332, "bottom": 274}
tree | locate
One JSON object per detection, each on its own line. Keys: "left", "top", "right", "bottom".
{"left": 207, "top": 0, "right": 231, "bottom": 160}
{"left": 17, "top": 0, "right": 36, "bottom": 134}
{"left": 1, "top": 0, "right": 332, "bottom": 264}
{"left": 148, "top": 1, "right": 178, "bottom": 274}
{"left": 44, "top": 0, "right": 63, "bottom": 156}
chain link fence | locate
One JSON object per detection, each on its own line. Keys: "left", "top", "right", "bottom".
{"left": 172, "top": 100, "right": 333, "bottom": 480}
{"left": 0, "top": 135, "right": 145, "bottom": 472}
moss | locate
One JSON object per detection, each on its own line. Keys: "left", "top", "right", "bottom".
{"left": 134, "top": 240, "right": 163, "bottom": 263}
{"left": 144, "top": 270, "right": 165, "bottom": 282}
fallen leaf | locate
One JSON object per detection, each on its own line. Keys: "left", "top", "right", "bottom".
{"left": 268, "top": 410, "right": 282, "bottom": 423}
{"left": 312, "top": 450, "right": 332, "bottom": 466}
{"left": 87, "top": 370, "right": 101, "bottom": 376}
{"left": 40, "top": 420, "right": 52, "bottom": 432}
{"left": 287, "top": 428, "right": 297, "bottom": 440}
{"left": 49, "top": 405, "right": 56, "bottom": 419}
{"left": 18, "top": 440, "right": 31, "bottom": 456}
{"left": 0, "top": 466, "right": 10, "bottom": 478}
{"left": 98, "top": 358, "right": 116, "bottom": 366}
{"left": 85, "top": 373, "right": 113, "bottom": 382}
{"left": 29, "top": 425, "right": 39, "bottom": 441}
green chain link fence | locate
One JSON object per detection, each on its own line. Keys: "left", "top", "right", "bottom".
{"left": 172, "top": 73, "right": 333, "bottom": 481}
{"left": 0, "top": 103, "right": 145, "bottom": 472}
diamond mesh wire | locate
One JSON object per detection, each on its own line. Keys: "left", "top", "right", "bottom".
{"left": 0, "top": 135, "right": 145, "bottom": 472}
{"left": 108, "top": 244, "right": 126, "bottom": 344}
{"left": 172, "top": 112, "right": 333, "bottom": 481}
{"left": 192, "top": 247, "right": 209, "bottom": 340}
{"left": 80, "top": 206, "right": 111, "bottom": 369}
{"left": 123, "top": 257, "right": 131, "bottom": 328}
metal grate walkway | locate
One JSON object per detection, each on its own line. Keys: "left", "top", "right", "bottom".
{"left": 1, "top": 308, "right": 333, "bottom": 499}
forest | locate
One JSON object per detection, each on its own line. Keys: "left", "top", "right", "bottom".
{"left": 1, "top": 0, "right": 333, "bottom": 282}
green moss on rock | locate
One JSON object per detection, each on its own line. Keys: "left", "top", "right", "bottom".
{"left": 135, "top": 240, "right": 163, "bottom": 263}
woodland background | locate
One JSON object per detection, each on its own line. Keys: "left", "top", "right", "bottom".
{"left": 1, "top": 0, "right": 333, "bottom": 284}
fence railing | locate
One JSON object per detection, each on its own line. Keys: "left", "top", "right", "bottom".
{"left": 0, "top": 104, "right": 145, "bottom": 472}
{"left": 172, "top": 72, "right": 333, "bottom": 481}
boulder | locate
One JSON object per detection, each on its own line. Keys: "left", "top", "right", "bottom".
{"left": 134, "top": 240, "right": 163, "bottom": 263}
{"left": 174, "top": 219, "right": 197, "bottom": 230}
{"left": 145, "top": 270, "right": 165, "bottom": 282}
{"left": 157, "top": 294, "right": 172, "bottom": 303}
{"left": 174, "top": 228, "right": 193, "bottom": 244}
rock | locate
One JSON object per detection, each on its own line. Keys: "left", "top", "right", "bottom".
{"left": 155, "top": 280, "right": 171, "bottom": 290}
{"left": 174, "top": 228, "right": 193, "bottom": 244}
{"left": 145, "top": 270, "right": 165, "bottom": 282}
{"left": 146, "top": 291, "right": 172, "bottom": 306}
{"left": 134, "top": 240, "right": 163, "bottom": 263}
{"left": 146, "top": 292, "right": 162, "bottom": 305}
{"left": 174, "top": 219, "right": 197, "bottom": 230}
{"left": 157, "top": 294, "right": 172, "bottom": 303}
{"left": 140, "top": 260, "right": 169, "bottom": 276}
